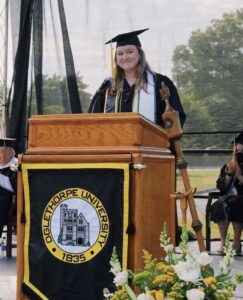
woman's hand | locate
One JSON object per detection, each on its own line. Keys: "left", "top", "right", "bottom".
{"left": 225, "top": 159, "right": 236, "bottom": 176}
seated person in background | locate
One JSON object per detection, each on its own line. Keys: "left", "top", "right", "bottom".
{"left": 0, "top": 138, "right": 17, "bottom": 238}
{"left": 88, "top": 28, "right": 186, "bottom": 128}
{"left": 211, "top": 132, "right": 243, "bottom": 254}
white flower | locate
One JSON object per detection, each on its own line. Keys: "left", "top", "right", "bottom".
{"left": 103, "top": 288, "right": 114, "bottom": 299}
{"left": 163, "top": 244, "right": 174, "bottom": 252}
{"left": 137, "top": 293, "right": 153, "bottom": 300}
{"left": 110, "top": 261, "right": 121, "bottom": 275}
{"left": 186, "top": 288, "right": 205, "bottom": 300}
{"left": 198, "top": 251, "right": 213, "bottom": 266}
{"left": 173, "top": 259, "right": 201, "bottom": 282}
{"left": 219, "top": 251, "right": 234, "bottom": 274}
{"left": 113, "top": 270, "right": 128, "bottom": 287}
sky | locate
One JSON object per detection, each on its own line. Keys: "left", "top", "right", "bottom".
{"left": 0, "top": 0, "right": 243, "bottom": 95}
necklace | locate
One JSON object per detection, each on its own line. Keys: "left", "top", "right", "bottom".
{"left": 125, "top": 77, "right": 136, "bottom": 87}
{"left": 115, "top": 80, "right": 139, "bottom": 112}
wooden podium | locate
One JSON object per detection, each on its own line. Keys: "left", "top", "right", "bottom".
{"left": 16, "top": 112, "right": 176, "bottom": 300}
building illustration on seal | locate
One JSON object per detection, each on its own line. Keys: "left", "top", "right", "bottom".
{"left": 58, "top": 203, "right": 90, "bottom": 246}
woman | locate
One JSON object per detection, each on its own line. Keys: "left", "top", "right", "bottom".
{"left": 211, "top": 132, "right": 243, "bottom": 254}
{"left": 88, "top": 29, "right": 186, "bottom": 127}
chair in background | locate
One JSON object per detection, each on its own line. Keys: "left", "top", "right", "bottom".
{"left": 205, "top": 191, "right": 222, "bottom": 252}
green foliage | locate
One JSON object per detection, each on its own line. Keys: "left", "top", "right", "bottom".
{"left": 30, "top": 73, "right": 91, "bottom": 114}
{"left": 180, "top": 92, "right": 213, "bottom": 148}
{"left": 173, "top": 9, "right": 243, "bottom": 148}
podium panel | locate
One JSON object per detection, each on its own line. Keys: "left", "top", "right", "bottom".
{"left": 17, "top": 113, "right": 175, "bottom": 300}
{"left": 27, "top": 112, "right": 169, "bottom": 154}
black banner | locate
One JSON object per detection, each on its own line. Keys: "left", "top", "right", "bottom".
{"left": 22, "top": 163, "right": 129, "bottom": 300}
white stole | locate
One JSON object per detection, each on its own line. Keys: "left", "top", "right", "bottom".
{"left": 138, "top": 71, "right": 155, "bottom": 123}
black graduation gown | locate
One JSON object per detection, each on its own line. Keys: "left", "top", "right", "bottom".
{"left": 88, "top": 73, "right": 186, "bottom": 127}
{"left": 0, "top": 166, "right": 17, "bottom": 236}
{"left": 216, "top": 165, "right": 243, "bottom": 223}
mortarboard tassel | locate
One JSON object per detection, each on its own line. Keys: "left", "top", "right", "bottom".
{"left": 110, "top": 42, "right": 115, "bottom": 78}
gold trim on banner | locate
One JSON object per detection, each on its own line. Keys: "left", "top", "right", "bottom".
{"left": 22, "top": 165, "right": 48, "bottom": 300}
{"left": 21, "top": 163, "right": 129, "bottom": 299}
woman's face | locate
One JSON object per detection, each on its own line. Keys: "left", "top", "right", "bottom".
{"left": 116, "top": 45, "right": 140, "bottom": 74}
{"left": 235, "top": 143, "right": 243, "bottom": 166}
{"left": 0, "top": 147, "right": 13, "bottom": 165}
{"left": 236, "top": 143, "right": 243, "bottom": 153}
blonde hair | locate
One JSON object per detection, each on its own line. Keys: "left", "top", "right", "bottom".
{"left": 112, "top": 46, "right": 153, "bottom": 94}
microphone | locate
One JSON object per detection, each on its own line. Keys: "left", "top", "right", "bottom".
{"left": 89, "top": 77, "right": 114, "bottom": 113}
{"left": 96, "top": 77, "right": 113, "bottom": 95}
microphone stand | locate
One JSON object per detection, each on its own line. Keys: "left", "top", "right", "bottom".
{"left": 160, "top": 82, "right": 206, "bottom": 252}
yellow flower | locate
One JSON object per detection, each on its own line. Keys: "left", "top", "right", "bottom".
{"left": 111, "top": 286, "right": 128, "bottom": 300}
{"left": 156, "top": 262, "right": 174, "bottom": 273}
{"left": 156, "top": 262, "right": 167, "bottom": 271}
{"left": 198, "top": 286, "right": 205, "bottom": 292}
{"left": 203, "top": 276, "right": 217, "bottom": 286}
{"left": 215, "top": 291, "right": 229, "bottom": 300}
{"left": 210, "top": 283, "right": 217, "bottom": 290}
{"left": 167, "top": 290, "right": 184, "bottom": 299}
{"left": 227, "top": 286, "right": 234, "bottom": 296}
{"left": 153, "top": 274, "right": 174, "bottom": 284}
{"left": 150, "top": 289, "right": 165, "bottom": 300}
{"left": 143, "top": 250, "right": 157, "bottom": 271}
{"left": 172, "top": 282, "right": 180, "bottom": 288}
{"left": 167, "top": 271, "right": 175, "bottom": 276}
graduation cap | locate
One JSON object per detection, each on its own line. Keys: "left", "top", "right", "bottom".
{"left": 105, "top": 28, "right": 149, "bottom": 48}
{"left": 233, "top": 132, "right": 243, "bottom": 145}
{"left": 0, "top": 138, "right": 16, "bottom": 147}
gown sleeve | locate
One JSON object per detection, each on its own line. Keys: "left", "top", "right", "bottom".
{"left": 166, "top": 77, "right": 186, "bottom": 127}
{"left": 216, "top": 164, "right": 232, "bottom": 194}
{"left": 88, "top": 87, "right": 106, "bottom": 113}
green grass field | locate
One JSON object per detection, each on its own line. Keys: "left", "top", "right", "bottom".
{"left": 178, "top": 215, "right": 235, "bottom": 240}
{"left": 176, "top": 168, "right": 219, "bottom": 193}
{"left": 176, "top": 168, "right": 234, "bottom": 239}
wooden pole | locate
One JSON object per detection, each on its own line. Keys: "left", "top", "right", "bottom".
{"left": 171, "top": 192, "right": 187, "bottom": 225}
{"left": 160, "top": 82, "right": 206, "bottom": 252}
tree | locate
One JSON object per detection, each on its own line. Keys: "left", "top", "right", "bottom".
{"left": 30, "top": 73, "right": 92, "bottom": 115}
{"left": 180, "top": 92, "right": 213, "bottom": 148}
{"left": 172, "top": 9, "right": 243, "bottom": 147}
